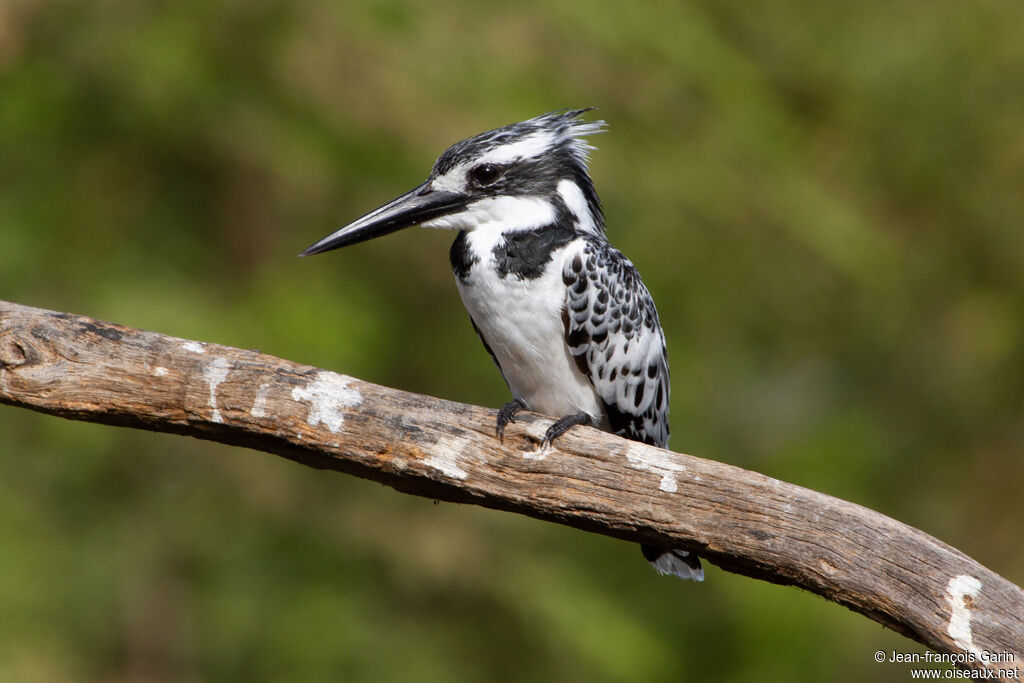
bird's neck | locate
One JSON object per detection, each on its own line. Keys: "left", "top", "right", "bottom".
{"left": 450, "top": 217, "right": 580, "bottom": 283}
{"left": 555, "top": 177, "right": 604, "bottom": 236}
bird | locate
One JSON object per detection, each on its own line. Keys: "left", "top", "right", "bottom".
{"left": 302, "top": 109, "right": 703, "bottom": 581}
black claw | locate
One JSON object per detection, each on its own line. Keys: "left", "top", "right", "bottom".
{"left": 496, "top": 398, "right": 527, "bottom": 442}
{"left": 541, "top": 412, "right": 593, "bottom": 450}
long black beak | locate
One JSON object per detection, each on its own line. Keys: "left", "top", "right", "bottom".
{"left": 300, "top": 182, "right": 468, "bottom": 256}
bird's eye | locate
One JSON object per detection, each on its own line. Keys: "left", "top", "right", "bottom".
{"left": 470, "top": 163, "right": 502, "bottom": 186}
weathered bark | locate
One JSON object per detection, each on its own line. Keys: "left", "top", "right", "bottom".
{"left": 1, "top": 299, "right": 1021, "bottom": 673}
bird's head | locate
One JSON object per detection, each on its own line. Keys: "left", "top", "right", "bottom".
{"left": 301, "top": 109, "right": 606, "bottom": 256}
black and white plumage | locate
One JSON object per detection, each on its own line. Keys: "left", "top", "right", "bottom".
{"left": 302, "top": 109, "right": 702, "bottom": 581}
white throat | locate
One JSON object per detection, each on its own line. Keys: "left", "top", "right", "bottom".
{"left": 421, "top": 195, "right": 556, "bottom": 233}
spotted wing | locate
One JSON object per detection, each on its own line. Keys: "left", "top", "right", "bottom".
{"left": 562, "top": 239, "right": 670, "bottom": 448}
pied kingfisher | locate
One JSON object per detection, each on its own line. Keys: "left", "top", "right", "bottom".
{"left": 302, "top": 109, "right": 703, "bottom": 581}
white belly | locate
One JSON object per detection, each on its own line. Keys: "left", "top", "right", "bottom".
{"left": 454, "top": 236, "right": 604, "bottom": 421}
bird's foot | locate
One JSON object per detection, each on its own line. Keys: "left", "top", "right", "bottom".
{"left": 496, "top": 398, "right": 527, "bottom": 442}
{"left": 541, "top": 412, "right": 593, "bottom": 450}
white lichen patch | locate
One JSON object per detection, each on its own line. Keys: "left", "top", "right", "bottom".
{"left": 523, "top": 443, "right": 554, "bottom": 460}
{"left": 518, "top": 420, "right": 554, "bottom": 460}
{"left": 423, "top": 435, "right": 470, "bottom": 480}
{"left": 945, "top": 574, "right": 985, "bottom": 662}
{"left": 250, "top": 382, "right": 271, "bottom": 418}
{"left": 205, "top": 357, "right": 231, "bottom": 423}
{"left": 181, "top": 341, "right": 206, "bottom": 354}
{"left": 153, "top": 366, "right": 169, "bottom": 377}
{"left": 291, "top": 371, "right": 361, "bottom": 433}
{"left": 624, "top": 443, "right": 686, "bottom": 493}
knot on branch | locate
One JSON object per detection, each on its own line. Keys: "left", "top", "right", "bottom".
{"left": 0, "top": 332, "right": 36, "bottom": 369}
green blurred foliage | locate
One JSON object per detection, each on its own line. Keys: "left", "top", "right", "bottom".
{"left": 1, "top": 0, "right": 1022, "bottom": 680}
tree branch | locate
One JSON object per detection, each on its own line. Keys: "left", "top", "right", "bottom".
{"left": 1, "top": 298, "right": 1021, "bottom": 672}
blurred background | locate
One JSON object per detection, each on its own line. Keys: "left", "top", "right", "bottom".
{"left": 1, "top": 0, "right": 1022, "bottom": 680}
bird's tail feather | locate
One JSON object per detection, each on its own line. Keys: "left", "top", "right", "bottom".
{"left": 641, "top": 544, "right": 704, "bottom": 581}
